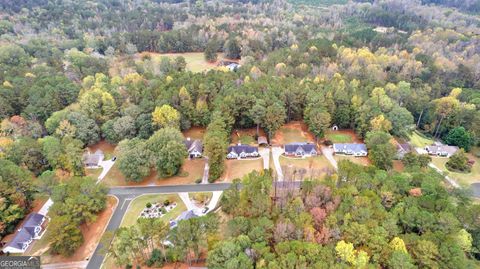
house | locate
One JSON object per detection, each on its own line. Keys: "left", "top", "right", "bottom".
{"left": 226, "top": 63, "right": 240, "bottom": 71}
{"left": 83, "top": 149, "right": 104, "bottom": 168}
{"left": 184, "top": 138, "right": 203, "bottom": 158}
{"left": 258, "top": 136, "right": 268, "bottom": 146}
{"left": 227, "top": 144, "right": 259, "bottom": 159}
{"left": 333, "top": 143, "right": 368, "bottom": 157}
{"left": 3, "top": 213, "right": 46, "bottom": 254}
{"left": 396, "top": 143, "right": 412, "bottom": 159}
{"left": 170, "top": 210, "right": 199, "bottom": 228}
{"left": 424, "top": 143, "right": 459, "bottom": 157}
{"left": 284, "top": 143, "right": 317, "bottom": 157}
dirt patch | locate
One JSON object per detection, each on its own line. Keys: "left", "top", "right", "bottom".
{"left": 220, "top": 159, "right": 264, "bottom": 182}
{"left": 87, "top": 140, "right": 116, "bottom": 154}
{"left": 271, "top": 121, "right": 315, "bottom": 146}
{"left": 37, "top": 196, "right": 117, "bottom": 264}
{"left": 182, "top": 127, "right": 207, "bottom": 140}
{"left": 393, "top": 160, "right": 405, "bottom": 172}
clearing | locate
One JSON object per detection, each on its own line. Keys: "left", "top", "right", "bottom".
{"left": 27, "top": 196, "right": 117, "bottom": 264}
{"left": 271, "top": 121, "right": 315, "bottom": 145}
{"left": 101, "top": 158, "right": 205, "bottom": 187}
{"left": 121, "top": 194, "right": 186, "bottom": 228}
{"left": 408, "top": 130, "right": 435, "bottom": 148}
{"left": 221, "top": 158, "right": 264, "bottom": 181}
{"left": 280, "top": 155, "right": 334, "bottom": 180}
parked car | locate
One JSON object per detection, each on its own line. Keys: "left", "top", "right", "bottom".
{"left": 112, "top": 156, "right": 117, "bottom": 161}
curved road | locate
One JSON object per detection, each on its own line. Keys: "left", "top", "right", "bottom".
{"left": 86, "top": 183, "right": 232, "bottom": 269}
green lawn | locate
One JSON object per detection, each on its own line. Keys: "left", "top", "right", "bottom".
{"left": 121, "top": 194, "right": 186, "bottom": 227}
{"left": 431, "top": 157, "right": 480, "bottom": 186}
{"left": 326, "top": 133, "right": 353, "bottom": 143}
{"left": 408, "top": 131, "right": 435, "bottom": 148}
{"left": 141, "top": 52, "right": 224, "bottom": 73}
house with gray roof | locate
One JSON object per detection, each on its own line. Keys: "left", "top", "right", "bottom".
{"left": 169, "top": 210, "right": 200, "bottom": 228}
{"left": 396, "top": 143, "right": 412, "bottom": 159}
{"left": 3, "top": 213, "right": 46, "bottom": 254}
{"left": 227, "top": 144, "right": 259, "bottom": 159}
{"left": 425, "top": 144, "right": 459, "bottom": 157}
{"left": 333, "top": 143, "right": 368, "bottom": 157}
{"left": 284, "top": 143, "right": 317, "bottom": 157}
{"left": 184, "top": 138, "right": 203, "bottom": 158}
{"left": 83, "top": 149, "right": 104, "bottom": 168}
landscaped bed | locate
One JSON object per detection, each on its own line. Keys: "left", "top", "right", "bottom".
{"left": 27, "top": 196, "right": 117, "bottom": 264}
{"left": 121, "top": 194, "right": 186, "bottom": 227}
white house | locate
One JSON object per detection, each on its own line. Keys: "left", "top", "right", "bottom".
{"left": 184, "top": 138, "right": 203, "bottom": 158}
{"left": 333, "top": 143, "right": 368, "bottom": 157}
{"left": 284, "top": 143, "right": 317, "bottom": 157}
{"left": 227, "top": 144, "right": 259, "bottom": 159}
{"left": 3, "top": 213, "right": 46, "bottom": 254}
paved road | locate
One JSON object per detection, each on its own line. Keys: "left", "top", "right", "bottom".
{"left": 42, "top": 261, "right": 88, "bottom": 269}
{"left": 271, "top": 147, "right": 284, "bottom": 181}
{"left": 87, "top": 183, "right": 232, "bottom": 269}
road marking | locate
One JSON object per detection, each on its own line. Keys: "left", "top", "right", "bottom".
{"left": 121, "top": 198, "right": 132, "bottom": 209}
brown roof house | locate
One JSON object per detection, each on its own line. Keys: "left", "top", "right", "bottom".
{"left": 424, "top": 143, "right": 459, "bottom": 157}
{"left": 83, "top": 149, "right": 104, "bottom": 168}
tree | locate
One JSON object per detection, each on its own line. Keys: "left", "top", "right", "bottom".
{"left": 402, "top": 152, "right": 431, "bottom": 169}
{"left": 263, "top": 103, "right": 286, "bottom": 140}
{"left": 48, "top": 214, "right": 84, "bottom": 256}
{"left": 147, "top": 128, "right": 187, "bottom": 177}
{"left": 445, "top": 127, "right": 473, "bottom": 152}
{"left": 446, "top": 149, "right": 471, "bottom": 173}
{"left": 370, "top": 114, "right": 392, "bottom": 132}
{"left": 205, "top": 40, "right": 218, "bottom": 62}
{"left": 387, "top": 106, "right": 414, "bottom": 137}
{"left": 152, "top": 105, "right": 180, "bottom": 129}
{"left": 204, "top": 113, "right": 229, "bottom": 181}
{"left": 117, "top": 138, "right": 152, "bottom": 182}
{"left": 224, "top": 38, "right": 241, "bottom": 59}
{"left": 304, "top": 106, "right": 331, "bottom": 140}
{"left": 365, "top": 131, "right": 396, "bottom": 170}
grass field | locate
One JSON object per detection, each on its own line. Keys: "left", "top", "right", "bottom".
{"left": 431, "top": 156, "right": 480, "bottom": 186}
{"left": 408, "top": 131, "right": 435, "bottom": 148}
{"left": 334, "top": 155, "right": 371, "bottom": 166}
{"left": 140, "top": 52, "right": 227, "bottom": 73}
{"left": 121, "top": 194, "right": 186, "bottom": 227}
{"left": 325, "top": 133, "right": 353, "bottom": 143}
{"left": 222, "top": 159, "right": 264, "bottom": 181}
{"left": 280, "top": 155, "right": 333, "bottom": 179}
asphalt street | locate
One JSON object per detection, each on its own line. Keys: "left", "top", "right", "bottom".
{"left": 87, "top": 183, "right": 232, "bottom": 269}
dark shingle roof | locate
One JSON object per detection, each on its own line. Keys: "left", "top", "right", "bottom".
{"left": 184, "top": 139, "right": 203, "bottom": 153}
{"left": 333, "top": 143, "right": 367, "bottom": 153}
{"left": 4, "top": 213, "right": 45, "bottom": 250}
{"left": 228, "top": 144, "right": 258, "bottom": 154}
{"left": 5, "top": 229, "right": 32, "bottom": 249}
{"left": 284, "top": 143, "right": 317, "bottom": 154}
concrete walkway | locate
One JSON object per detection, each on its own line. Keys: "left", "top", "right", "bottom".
{"left": 259, "top": 147, "right": 270, "bottom": 169}
{"left": 271, "top": 146, "right": 284, "bottom": 181}
{"left": 321, "top": 146, "right": 338, "bottom": 170}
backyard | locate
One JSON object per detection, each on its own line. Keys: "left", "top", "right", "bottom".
{"left": 271, "top": 121, "right": 315, "bottom": 145}
{"left": 324, "top": 129, "right": 359, "bottom": 143}
{"left": 231, "top": 128, "right": 266, "bottom": 145}
{"left": 182, "top": 126, "right": 206, "bottom": 140}
{"left": 408, "top": 130, "right": 435, "bottom": 148}
{"left": 121, "top": 194, "right": 186, "bottom": 227}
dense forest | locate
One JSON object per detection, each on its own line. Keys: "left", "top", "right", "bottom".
{"left": 0, "top": 0, "right": 480, "bottom": 267}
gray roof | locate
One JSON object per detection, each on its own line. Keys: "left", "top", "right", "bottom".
{"left": 5, "top": 213, "right": 45, "bottom": 250}
{"left": 83, "top": 150, "right": 104, "bottom": 166}
{"left": 184, "top": 139, "right": 203, "bottom": 153}
{"left": 178, "top": 210, "right": 199, "bottom": 221}
{"left": 397, "top": 143, "right": 411, "bottom": 152}
{"left": 284, "top": 143, "right": 317, "bottom": 154}
{"left": 228, "top": 144, "right": 258, "bottom": 154}
{"left": 258, "top": 136, "right": 268, "bottom": 145}
{"left": 425, "top": 144, "right": 459, "bottom": 155}
{"left": 333, "top": 143, "right": 367, "bottom": 153}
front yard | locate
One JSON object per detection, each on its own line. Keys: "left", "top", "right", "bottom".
{"left": 431, "top": 155, "right": 480, "bottom": 186}
{"left": 121, "top": 194, "right": 186, "bottom": 228}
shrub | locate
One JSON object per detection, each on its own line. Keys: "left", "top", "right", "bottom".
{"left": 163, "top": 199, "right": 170, "bottom": 206}
{"left": 146, "top": 202, "right": 152, "bottom": 208}
{"left": 446, "top": 150, "right": 471, "bottom": 173}
{"left": 195, "top": 178, "right": 202, "bottom": 184}
{"left": 161, "top": 207, "right": 167, "bottom": 214}
{"left": 146, "top": 249, "right": 165, "bottom": 267}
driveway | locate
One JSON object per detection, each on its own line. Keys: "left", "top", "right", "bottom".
{"left": 202, "top": 158, "right": 209, "bottom": 184}
{"left": 428, "top": 163, "right": 460, "bottom": 188}
{"left": 321, "top": 146, "right": 338, "bottom": 170}
{"left": 259, "top": 147, "right": 270, "bottom": 169}
{"left": 205, "top": 191, "right": 223, "bottom": 213}
{"left": 178, "top": 192, "right": 197, "bottom": 211}
{"left": 97, "top": 159, "right": 115, "bottom": 183}
{"left": 271, "top": 146, "right": 284, "bottom": 181}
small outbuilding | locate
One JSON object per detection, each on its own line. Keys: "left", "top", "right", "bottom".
{"left": 258, "top": 136, "right": 268, "bottom": 146}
